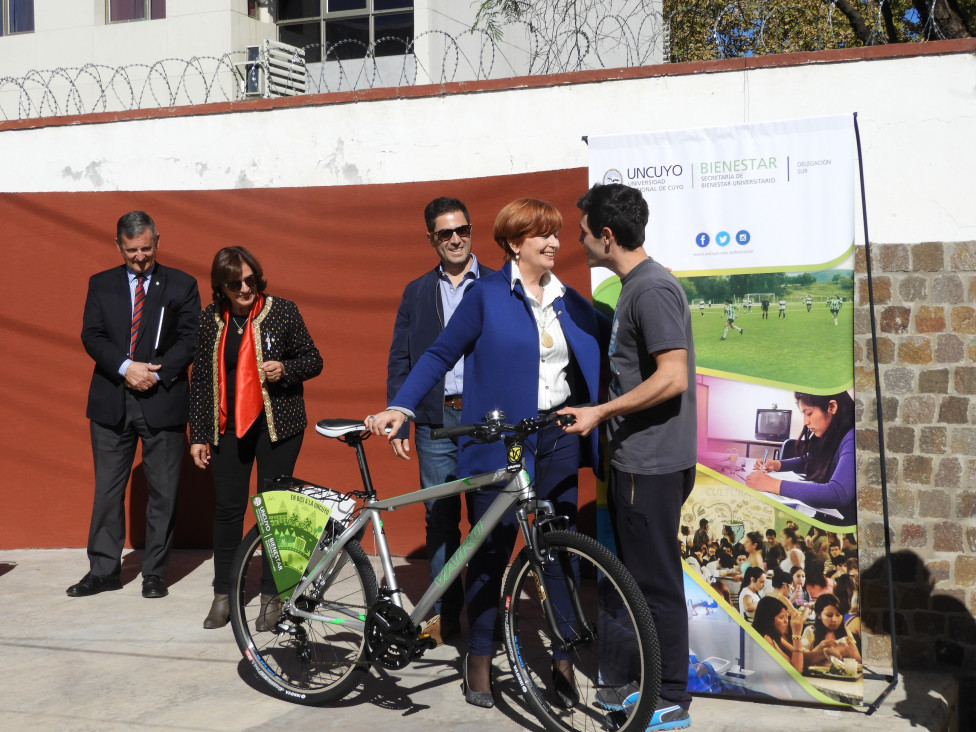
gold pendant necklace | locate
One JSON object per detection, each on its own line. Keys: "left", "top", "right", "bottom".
{"left": 231, "top": 315, "right": 247, "bottom": 335}
{"left": 537, "top": 307, "right": 556, "bottom": 349}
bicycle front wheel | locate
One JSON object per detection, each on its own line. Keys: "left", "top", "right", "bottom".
{"left": 229, "top": 525, "right": 378, "bottom": 705}
{"left": 502, "top": 530, "right": 661, "bottom": 732}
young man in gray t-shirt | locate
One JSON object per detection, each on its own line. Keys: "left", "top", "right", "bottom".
{"left": 561, "top": 183, "right": 695, "bottom": 730}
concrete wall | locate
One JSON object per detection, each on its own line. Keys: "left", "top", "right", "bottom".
{"left": 2, "top": 39, "right": 976, "bottom": 675}
{"left": 2, "top": 42, "right": 973, "bottom": 247}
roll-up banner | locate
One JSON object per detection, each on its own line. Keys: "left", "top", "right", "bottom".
{"left": 588, "top": 115, "right": 860, "bottom": 706}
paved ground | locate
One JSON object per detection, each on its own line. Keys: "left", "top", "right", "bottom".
{"left": 0, "top": 549, "right": 958, "bottom": 732}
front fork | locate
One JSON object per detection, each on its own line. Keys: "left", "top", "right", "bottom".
{"left": 515, "top": 502, "right": 595, "bottom": 653}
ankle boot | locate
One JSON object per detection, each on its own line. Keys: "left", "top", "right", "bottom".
{"left": 255, "top": 593, "right": 281, "bottom": 632}
{"left": 203, "top": 593, "right": 230, "bottom": 629}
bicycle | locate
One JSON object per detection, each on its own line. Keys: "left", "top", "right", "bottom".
{"left": 228, "top": 410, "right": 661, "bottom": 732}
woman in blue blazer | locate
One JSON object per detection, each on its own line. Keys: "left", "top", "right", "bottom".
{"left": 369, "top": 198, "right": 607, "bottom": 709}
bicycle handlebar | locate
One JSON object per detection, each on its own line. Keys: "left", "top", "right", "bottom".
{"left": 430, "top": 411, "right": 575, "bottom": 443}
{"left": 429, "top": 423, "right": 479, "bottom": 441}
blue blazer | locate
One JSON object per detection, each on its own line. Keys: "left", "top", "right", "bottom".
{"left": 386, "top": 261, "right": 493, "bottom": 439}
{"left": 390, "top": 261, "right": 607, "bottom": 480}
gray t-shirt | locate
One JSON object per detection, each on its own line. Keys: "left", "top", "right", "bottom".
{"left": 606, "top": 257, "right": 697, "bottom": 475}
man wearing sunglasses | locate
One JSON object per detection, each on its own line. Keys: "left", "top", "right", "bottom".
{"left": 386, "top": 197, "right": 493, "bottom": 645}
{"left": 69, "top": 211, "right": 201, "bottom": 601}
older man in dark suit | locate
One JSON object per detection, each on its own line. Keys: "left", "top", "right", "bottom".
{"left": 68, "top": 211, "right": 200, "bottom": 599}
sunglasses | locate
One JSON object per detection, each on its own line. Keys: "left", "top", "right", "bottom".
{"left": 225, "top": 274, "right": 257, "bottom": 292}
{"left": 431, "top": 224, "right": 472, "bottom": 243}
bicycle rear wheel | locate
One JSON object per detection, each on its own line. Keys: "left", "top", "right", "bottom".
{"left": 229, "top": 525, "right": 378, "bottom": 705}
{"left": 502, "top": 530, "right": 661, "bottom": 732}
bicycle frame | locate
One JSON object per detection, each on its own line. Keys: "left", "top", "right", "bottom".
{"left": 286, "top": 458, "right": 547, "bottom": 631}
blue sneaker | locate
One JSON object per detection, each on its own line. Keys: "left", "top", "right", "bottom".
{"left": 594, "top": 683, "right": 639, "bottom": 712}
{"left": 643, "top": 700, "right": 690, "bottom": 731}
{"left": 614, "top": 695, "right": 691, "bottom": 731}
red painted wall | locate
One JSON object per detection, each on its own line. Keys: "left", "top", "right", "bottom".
{"left": 0, "top": 169, "right": 598, "bottom": 554}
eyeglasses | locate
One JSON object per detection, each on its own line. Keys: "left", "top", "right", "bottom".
{"left": 431, "top": 224, "right": 472, "bottom": 243}
{"left": 224, "top": 274, "right": 257, "bottom": 292}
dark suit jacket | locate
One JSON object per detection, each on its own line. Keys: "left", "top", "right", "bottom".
{"left": 82, "top": 263, "right": 201, "bottom": 430}
{"left": 386, "top": 260, "right": 493, "bottom": 439}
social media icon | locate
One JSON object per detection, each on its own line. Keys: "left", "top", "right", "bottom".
{"left": 736, "top": 230, "right": 751, "bottom": 245}
{"left": 695, "top": 233, "right": 710, "bottom": 248}
{"left": 716, "top": 231, "right": 730, "bottom": 246}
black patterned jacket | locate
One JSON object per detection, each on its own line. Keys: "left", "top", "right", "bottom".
{"left": 188, "top": 296, "right": 323, "bottom": 445}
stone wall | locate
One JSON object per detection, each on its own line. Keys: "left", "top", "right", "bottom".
{"left": 855, "top": 242, "right": 976, "bottom": 671}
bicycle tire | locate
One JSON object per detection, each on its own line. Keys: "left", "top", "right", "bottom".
{"left": 229, "top": 524, "right": 378, "bottom": 705}
{"left": 502, "top": 530, "right": 661, "bottom": 732}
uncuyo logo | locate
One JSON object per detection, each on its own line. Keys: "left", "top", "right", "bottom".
{"left": 603, "top": 169, "right": 623, "bottom": 185}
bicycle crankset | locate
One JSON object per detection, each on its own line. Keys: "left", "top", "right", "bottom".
{"left": 364, "top": 599, "right": 435, "bottom": 669}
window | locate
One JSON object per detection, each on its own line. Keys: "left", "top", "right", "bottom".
{"left": 108, "top": 0, "right": 166, "bottom": 23}
{"left": 277, "top": 0, "right": 413, "bottom": 63}
{"left": 0, "top": 0, "right": 34, "bottom": 36}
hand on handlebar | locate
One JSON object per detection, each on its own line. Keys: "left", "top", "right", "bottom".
{"left": 556, "top": 404, "right": 602, "bottom": 437}
{"left": 366, "top": 410, "right": 406, "bottom": 441}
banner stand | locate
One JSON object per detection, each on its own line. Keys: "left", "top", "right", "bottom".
{"left": 588, "top": 115, "right": 879, "bottom": 708}
{"left": 853, "top": 112, "right": 900, "bottom": 714}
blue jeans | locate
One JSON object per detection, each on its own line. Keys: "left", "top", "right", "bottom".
{"left": 414, "top": 404, "right": 465, "bottom": 620}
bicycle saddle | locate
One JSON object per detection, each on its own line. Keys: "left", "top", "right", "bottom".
{"left": 315, "top": 418, "right": 367, "bottom": 438}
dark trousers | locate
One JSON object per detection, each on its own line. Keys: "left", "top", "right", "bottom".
{"left": 465, "top": 421, "right": 579, "bottom": 656}
{"left": 209, "top": 420, "right": 303, "bottom": 594}
{"left": 608, "top": 466, "right": 696, "bottom": 709}
{"left": 88, "top": 390, "right": 185, "bottom": 578}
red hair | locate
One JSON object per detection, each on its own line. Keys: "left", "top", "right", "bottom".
{"left": 493, "top": 198, "right": 562, "bottom": 259}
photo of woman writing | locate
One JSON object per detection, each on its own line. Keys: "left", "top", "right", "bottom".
{"left": 745, "top": 391, "right": 855, "bottom": 524}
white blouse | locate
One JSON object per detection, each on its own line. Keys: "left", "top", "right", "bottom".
{"left": 510, "top": 263, "right": 571, "bottom": 411}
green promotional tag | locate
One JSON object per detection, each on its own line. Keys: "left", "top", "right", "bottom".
{"left": 251, "top": 490, "right": 334, "bottom": 600}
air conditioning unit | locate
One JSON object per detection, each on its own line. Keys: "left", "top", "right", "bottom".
{"left": 239, "top": 40, "right": 306, "bottom": 99}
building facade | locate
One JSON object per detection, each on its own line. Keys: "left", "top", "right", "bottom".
{"left": 0, "top": 1, "right": 666, "bottom": 117}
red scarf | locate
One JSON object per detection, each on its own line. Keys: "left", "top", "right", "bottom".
{"left": 218, "top": 294, "right": 265, "bottom": 436}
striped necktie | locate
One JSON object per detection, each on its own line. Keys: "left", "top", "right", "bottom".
{"left": 129, "top": 276, "right": 146, "bottom": 357}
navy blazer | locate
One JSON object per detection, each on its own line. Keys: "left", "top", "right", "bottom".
{"left": 386, "top": 260, "right": 493, "bottom": 439}
{"left": 390, "top": 261, "right": 607, "bottom": 480}
{"left": 82, "top": 263, "right": 201, "bottom": 430}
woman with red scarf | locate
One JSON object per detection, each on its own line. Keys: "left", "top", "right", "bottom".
{"left": 189, "top": 247, "right": 322, "bottom": 629}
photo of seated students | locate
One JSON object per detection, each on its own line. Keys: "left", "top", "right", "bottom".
{"left": 789, "top": 565, "right": 811, "bottom": 608}
{"left": 824, "top": 537, "right": 845, "bottom": 576}
{"left": 804, "top": 558, "right": 836, "bottom": 601}
{"left": 767, "top": 569, "right": 795, "bottom": 607}
{"left": 742, "top": 531, "right": 766, "bottom": 571}
{"left": 746, "top": 391, "right": 856, "bottom": 524}
{"left": 738, "top": 566, "right": 765, "bottom": 622}
{"left": 752, "top": 596, "right": 811, "bottom": 674}
{"left": 832, "top": 572, "right": 861, "bottom": 640}
{"left": 779, "top": 527, "right": 806, "bottom": 574}
{"left": 800, "top": 592, "right": 862, "bottom": 670}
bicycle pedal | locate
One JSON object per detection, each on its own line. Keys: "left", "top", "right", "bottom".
{"left": 416, "top": 633, "right": 437, "bottom": 654}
